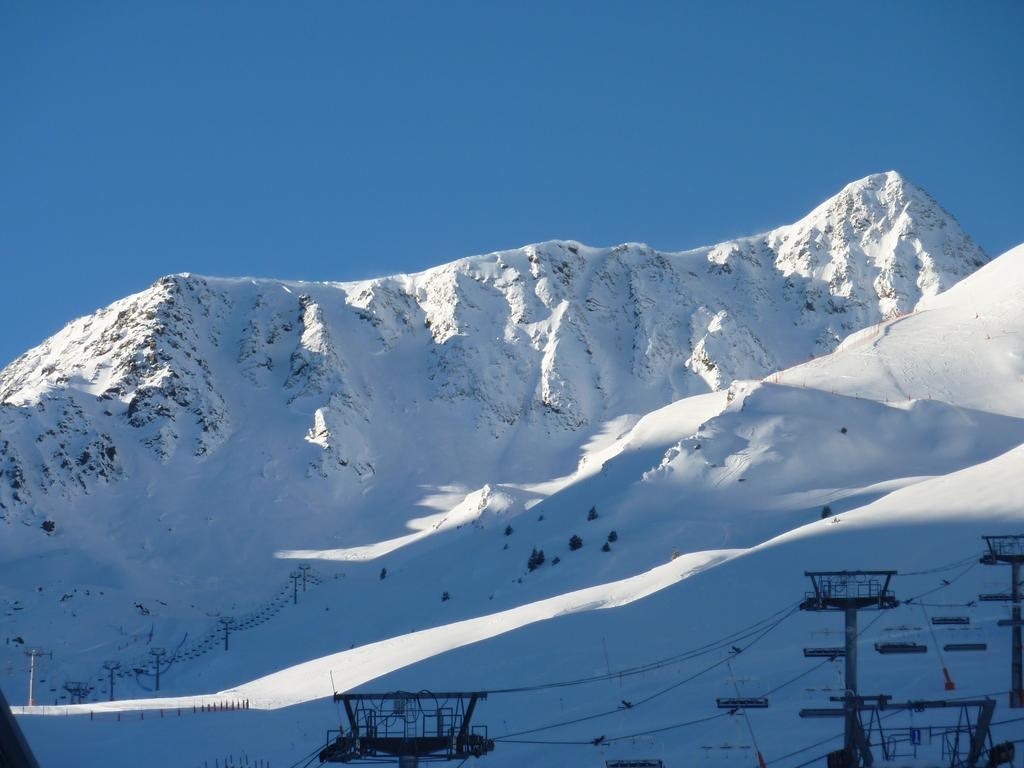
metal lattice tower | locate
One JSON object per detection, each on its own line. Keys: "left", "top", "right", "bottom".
{"left": 320, "top": 691, "right": 495, "bottom": 766}
{"left": 219, "top": 616, "right": 236, "bottom": 651}
{"left": 23, "top": 649, "right": 49, "bottom": 707}
{"left": 62, "top": 681, "right": 92, "bottom": 705}
{"left": 800, "top": 571, "right": 898, "bottom": 763}
{"left": 980, "top": 534, "right": 1024, "bottom": 708}
{"left": 102, "top": 661, "right": 121, "bottom": 702}
{"left": 149, "top": 648, "right": 166, "bottom": 692}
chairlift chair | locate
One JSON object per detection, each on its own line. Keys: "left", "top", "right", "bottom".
{"left": 943, "top": 642, "right": 987, "bottom": 652}
{"left": 803, "top": 647, "right": 845, "bottom": 658}
{"left": 875, "top": 642, "right": 927, "bottom": 654}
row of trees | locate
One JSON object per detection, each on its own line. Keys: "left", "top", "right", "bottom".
{"left": 527, "top": 530, "right": 618, "bottom": 570}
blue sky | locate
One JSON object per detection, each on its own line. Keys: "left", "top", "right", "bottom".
{"left": 1, "top": 1, "right": 1022, "bottom": 367}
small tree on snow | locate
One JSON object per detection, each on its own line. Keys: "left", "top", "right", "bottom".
{"left": 607, "top": 530, "right": 618, "bottom": 543}
{"left": 504, "top": 525, "right": 514, "bottom": 536}
{"left": 820, "top": 505, "right": 832, "bottom": 520}
{"left": 601, "top": 542, "right": 611, "bottom": 552}
{"left": 587, "top": 506, "right": 598, "bottom": 521}
{"left": 569, "top": 535, "right": 583, "bottom": 551}
{"left": 527, "top": 548, "right": 546, "bottom": 571}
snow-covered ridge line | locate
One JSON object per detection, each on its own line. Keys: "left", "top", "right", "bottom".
{"left": 0, "top": 171, "right": 986, "bottom": 525}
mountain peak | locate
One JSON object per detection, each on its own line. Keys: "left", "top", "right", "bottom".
{"left": 814, "top": 170, "right": 934, "bottom": 217}
{"left": 767, "top": 171, "right": 986, "bottom": 320}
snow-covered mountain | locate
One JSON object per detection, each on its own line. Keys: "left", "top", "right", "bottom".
{"left": 0, "top": 171, "right": 986, "bottom": 527}
{"left": 5, "top": 173, "right": 1023, "bottom": 768}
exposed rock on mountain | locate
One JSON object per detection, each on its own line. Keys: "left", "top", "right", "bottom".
{"left": 0, "top": 172, "right": 986, "bottom": 524}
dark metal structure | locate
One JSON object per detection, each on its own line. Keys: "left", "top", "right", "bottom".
{"left": 803, "top": 647, "right": 845, "bottom": 658}
{"left": 800, "top": 570, "right": 898, "bottom": 763}
{"left": 801, "top": 696, "right": 995, "bottom": 768}
{"left": 980, "top": 534, "right": 1024, "bottom": 708}
{"left": 219, "top": 616, "right": 236, "bottom": 651}
{"left": 62, "top": 681, "right": 92, "bottom": 705}
{"left": 874, "top": 642, "right": 927, "bottom": 655}
{"left": 715, "top": 697, "right": 768, "bottom": 709}
{"left": 149, "top": 647, "right": 166, "bottom": 691}
{"left": 102, "top": 661, "right": 121, "bottom": 701}
{"left": 0, "top": 687, "right": 40, "bottom": 768}
{"left": 320, "top": 692, "right": 494, "bottom": 766}
{"left": 22, "top": 650, "right": 49, "bottom": 708}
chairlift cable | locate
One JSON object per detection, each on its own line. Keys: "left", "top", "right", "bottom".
{"left": 486, "top": 601, "right": 800, "bottom": 695}
{"left": 493, "top": 605, "right": 797, "bottom": 740}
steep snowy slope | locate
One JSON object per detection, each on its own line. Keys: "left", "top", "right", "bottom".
{"left": 772, "top": 242, "right": 1024, "bottom": 417}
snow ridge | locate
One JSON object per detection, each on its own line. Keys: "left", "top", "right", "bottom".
{"left": 0, "top": 172, "right": 985, "bottom": 524}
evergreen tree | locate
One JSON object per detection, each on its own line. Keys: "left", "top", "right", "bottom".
{"left": 527, "top": 547, "right": 546, "bottom": 571}
{"left": 569, "top": 534, "right": 583, "bottom": 551}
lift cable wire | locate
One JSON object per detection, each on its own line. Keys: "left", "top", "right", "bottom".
{"left": 899, "top": 555, "right": 979, "bottom": 576}
{"left": 497, "top": 712, "right": 732, "bottom": 746}
{"left": 902, "top": 560, "right": 978, "bottom": 605}
{"left": 603, "top": 711, "right": 731, "bottom": 743}
{"left": 492, "top": 604, "right": 798, "bottom": 741}
{"left": 283, "top": 743, "right": 325, "bottom": 768}
{"left": 486, "top": 600, "right": 800, "bottom": 695}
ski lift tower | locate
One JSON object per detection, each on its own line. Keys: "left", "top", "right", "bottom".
{"left": 800, "top": 571, "right": 898, "bottom": 764}
{"left": 980, "top": 535, "right": 1024, "bottom": 708}
{"left": 320, "top": 691, "right": 494, "bottom": 767}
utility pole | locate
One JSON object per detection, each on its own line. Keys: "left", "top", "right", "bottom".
{"left": 103, "top": 661, "right": 121, "bottom": 701}
{"left": 219, "top": 617, "right": 235, "bottom": 651}
{"left": 290, "top": 571, "right": 301, "bottom": 604}
{"left": 24, "top": 649, "right": 49, "bottom": 706}
{"left": 150, "top": 648, "right": 166, "bottom": 692}
{"left": 980, "top": 535, "right": 1024, "bottom": 708}
{"left": 800, "top": 571, "right": 898, "bottom": 765}
{"left": 298, "top": 563, "right": 311, "bottom": 592}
